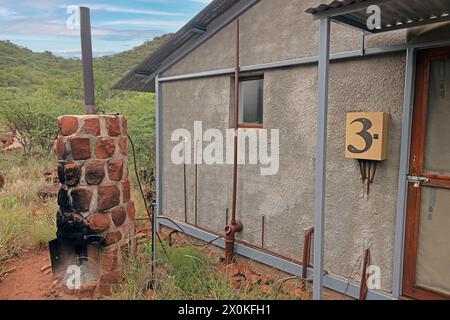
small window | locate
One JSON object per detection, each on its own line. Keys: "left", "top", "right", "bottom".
{"left": 237, "top": 76, "right": 264, "bottom": 128}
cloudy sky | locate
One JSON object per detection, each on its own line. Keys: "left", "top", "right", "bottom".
{"left": 0, "top": 0, "right": 212, "bottom": 57}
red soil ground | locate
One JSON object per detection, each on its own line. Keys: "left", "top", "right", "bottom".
{"left": 0, "top": 249, "right": 76, "bottom": 300}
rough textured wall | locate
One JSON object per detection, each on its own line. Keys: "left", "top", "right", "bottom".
{"left": 162, "top": 77, "right": 233, "bottom": 233}
{"left": 163, "top": 0, "right": 406, "bottom": 77}
{"left": 161, "top": 51, "right": 406, "bottom": 292}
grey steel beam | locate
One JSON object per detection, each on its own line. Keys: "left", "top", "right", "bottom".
{"left": 313, "top": 17, "right": 331, "bottom": 301}
{"left": 157, "top": 39, "right": 450, "bottom": 84}
{"left": 157, "top": 216, "right": 393, "bottom": 300}
{"left": 371, "top": 15, "right": 450, "bottom": 34}
{"left": 159, "top": 67, "right": 235, "bottom": 82}
{"left": 392, "top": 48, "right": 416, "bottom": 299}
{"left": 153, "top": 75, "right": 162, "bottom": 276}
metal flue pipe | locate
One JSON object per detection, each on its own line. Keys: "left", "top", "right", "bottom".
{"left": 79, "top": 6, "right": 96, "bottom": 115}
{"left": 224, "top": 19, "right": 243, "bottom": 264}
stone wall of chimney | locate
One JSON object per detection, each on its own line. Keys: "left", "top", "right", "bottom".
{"left": 54, "top": 115, "right": 135, "bottom": 297}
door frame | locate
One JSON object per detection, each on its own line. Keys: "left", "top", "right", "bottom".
{"left": 402, "top": 46, "right": 450, "bottom": 300}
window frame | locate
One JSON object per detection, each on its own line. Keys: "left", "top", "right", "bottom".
{"left": 236, "top": 74, "right": 264, "bottom": 129}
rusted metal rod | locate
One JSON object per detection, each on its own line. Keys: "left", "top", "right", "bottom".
{"left": 261, "top": 215, "right": 265, "bottom": 249}
{"left": 302, "top": 227, "right": 315, "bottom": 279}
{"left": 184, "top": 163, "right": 187, "bottom": 223}
{"left": 231, "top": 19, "right": 240, "bottom": 225}
{"left": 79, "top": 7, "right": 96, "bottom": 115}
{"left": 225, "top": 19, "right": 243, "bottom": 265}
{"left": 359, "top": 248, "right": 371, "bottom": 300}
{"left": 194, "top": 141, "right": 198, "bottom": 226}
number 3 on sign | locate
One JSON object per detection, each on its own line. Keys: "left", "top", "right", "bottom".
{"left": 345, "top": 112, "right": 389, "bottom": 161}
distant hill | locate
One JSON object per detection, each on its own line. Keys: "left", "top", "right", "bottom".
{"left": 95, "top": 34, "right": 172, "bottom": 81}
{"left": 0, "top": 34, "right": 171, "bottom": 91}
{"left": 0, "top": 34, "right": 171, "bottom": 167}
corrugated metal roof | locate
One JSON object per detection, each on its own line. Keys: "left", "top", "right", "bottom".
{"left": 113, "top": 0, "right": 240, "bottom": 92}
{"left": 306, "top": 0, "right": 450, "bottom": 33}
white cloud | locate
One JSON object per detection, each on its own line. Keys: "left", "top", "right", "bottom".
{"left": 99, "top": 19, "right": 185, "bottom": 29}
{"left": 0, "top": 7, "right": 25, "bottom": 20}
{"left": 67, "top": 3, "right": 185, "bottom": 16}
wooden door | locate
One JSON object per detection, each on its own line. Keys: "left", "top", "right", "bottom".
{"left": 403, "top": 46, "right": 450, "bottom": 300}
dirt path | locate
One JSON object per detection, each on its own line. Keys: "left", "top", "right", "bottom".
{"left": 0, "top": 249, "right": 76, "bottom": 300}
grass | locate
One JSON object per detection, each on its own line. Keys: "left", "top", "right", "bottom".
{"left": 0, "top": 151, "right": 57, "bottom": 274}
{"left": 113, "top": 239, "right": 308, "bottom": 300}
{"left": 0, "top": 150, "right": 310, "bottom": 300}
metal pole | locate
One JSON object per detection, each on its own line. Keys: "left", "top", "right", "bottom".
{"left": 224, "top": 19, "right": 243, "bottom": 265}
{"left": 153, "top": 74, "right": 162, "bottom": 283}
{"left": 231, "top": 19, "right": 240, "bottom": 225}
{"left": 313, "top": 17, "right": 330, "bottom": 300}
{"left": 392, "top": 48, "right": 416, "bottom": 299}
{"left": 79, "top": 7, "right": 96, "bottom": 114}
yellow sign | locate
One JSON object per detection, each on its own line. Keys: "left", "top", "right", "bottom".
{"left": 345, "top": 112, "right": 389, "bottom": 161}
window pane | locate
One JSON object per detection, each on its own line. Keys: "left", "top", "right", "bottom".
{"left": 424, "top": 58, "right": 450, "bottom": 174}
{"left": 238, "top": 79, "right": 263, "bottom": 124}
{"left": 416, "top": 187, "right": 450, "bottom": 296}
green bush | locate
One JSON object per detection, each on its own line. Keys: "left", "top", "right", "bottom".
{"left": 0, "top": 90, "right": 82, "bottom": 156}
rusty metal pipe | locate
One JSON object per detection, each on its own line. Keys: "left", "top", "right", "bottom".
{"left": 195, "top": 141, "right": 198, "bottom": 226}
{"left": 261, "top": 215, "right": 265, "bottom": 249}
{"left": 224, "top": 220, "right": 243, "bottom": 264}
{"left": 184, "top": 163, "right": 187, "bottom": 223}
{"left": 225, "top": 19, "right": 243, "bottom": 265}
{"left": 359, "top": 248, "right": 371, "bottom": 300}
{"left": 79, "top": 7, "right": 96, "bottom": 115}
{"left": 302, "top": 227, "right": 315, "bottom": 279}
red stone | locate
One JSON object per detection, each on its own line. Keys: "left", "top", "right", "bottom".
{"left": 111, "top": 207, "right": 127, "bottom": 227}
{"left": 70, "top": 137, "right": 91, "bottom": 160}
{"left": 122, "top": 179, "right": 131, "bottom": 203}
{"left": 98, "top": 271, "right": 121, "bottom": 296}
{"left": 59, "top": 116, "right": 79, "bottom": 136}
{"left": 118, "top": 137, "right": 128, "bottom": 156}
{"left": 127, "top": 201, "right": 136, "bottom": 220}
{"left": 122, "top": 223, "right": 136, "bottom": 239}
{"left": 97, "top": 184, "right": 120, "bottom": 211}
{"left": 54, "top": 137, "right": 66, "bottom": 160}
{"left": 84, "top": 160, "right": 105, "bottom": 185}
{"left": 121, "top": 117, "right": 128, "bottom": 135}
{"left": 83, "top": 118, "right": 100, "bottom": 136}
{"left": 64, "top": 163, "right": 81, "bottom": 187}
{"left": 106, "top": 117, "right": 121, "bottom": 137}
{"left": 87, "top": 213, "right": 110, "bottom": 232}
{"left": 104, "top": 231, "right": 122, "bottom": 246}
{"left": 108, "top": 160, "right": 123, "bottom": 181}
{"left": 71, "top": 187, "right": 92, "bottom": 212}
{"left": 76, "top": 281, "right": 98, "bottom": 299}
{"left": 95, "top": 138, "right": 115, "bottom": 159}
{"left": 101, "top": 249, "right": 119, "bottom": 272}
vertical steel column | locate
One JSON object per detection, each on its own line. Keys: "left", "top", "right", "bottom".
{"left": 313, "top": 17, "right": 330, "bottom": 301}
{"left": 79, "top": 7, "right": 96, "bottom": 115}
{"left": 392, "top": 48, "right": 416, "bottom": 299}
{"left": 153, "top": 75, "right": 162, "bottom": 278}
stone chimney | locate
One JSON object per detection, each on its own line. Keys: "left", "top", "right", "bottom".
{"left": 53, "top": 115, "right": 135, "bottom": 297}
